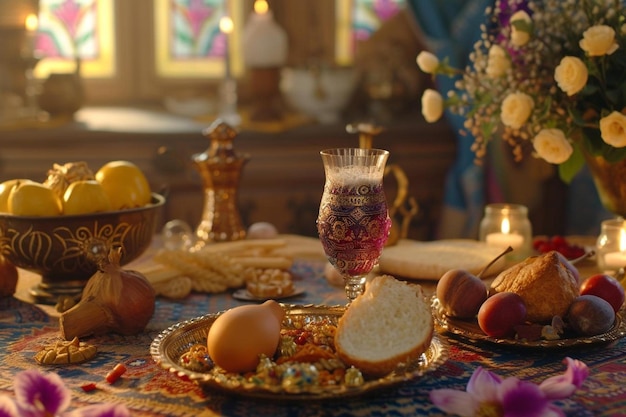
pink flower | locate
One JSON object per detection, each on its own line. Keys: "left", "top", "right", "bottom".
{"left": 430, "top": 357, "right": 588, "bottom": 417}
{"left": 1, "top": 369, "right": 129, "bottom": 417}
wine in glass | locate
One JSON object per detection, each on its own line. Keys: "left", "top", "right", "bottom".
{"left": 317, "top": 148, "right": 391, "bottom": 303}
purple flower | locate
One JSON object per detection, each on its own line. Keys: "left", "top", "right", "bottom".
{"left": 14, "top": 369, "right": 71, "bottom": 417}
{"left": 539, "top": 357, "right": 589, "bottom": 400}
{"left": 0, "top": 369, "right": 130, "bottom": 417}
{"left": 430, "top": 357, "right": 588, "bottom": 417}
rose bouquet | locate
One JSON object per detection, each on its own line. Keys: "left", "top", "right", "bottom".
{"left": 417, "top": 0, "right": 626, "bottom": 184}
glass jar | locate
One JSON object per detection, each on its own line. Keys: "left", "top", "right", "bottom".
{"left": 596, "top": 218, "right": 626, "bottom": 274}
{"left": 478, "top": 203, "right": 532, "bottom": 261}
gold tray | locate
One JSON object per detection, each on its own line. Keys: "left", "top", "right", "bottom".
{"left": 150, "top": 304, "right": 448, "bottom": 400}
{"left": 432, "top": 296, "right": 626, "bottom": 348}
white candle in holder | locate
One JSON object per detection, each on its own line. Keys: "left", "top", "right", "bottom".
{"left": 598, "top": 224, "right": 626, "bottom": 272}
{"left": 479, "top": 204, "right": 532, "bottom": 260}
{"left": 485, "top": 218, "right": 524, "bottom": 249}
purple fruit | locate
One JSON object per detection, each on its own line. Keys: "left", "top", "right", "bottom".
{"left": 478, "top": 292, "right": 527, "bottom": 338}
{"left": 567, "top": 295, "right": 615, "bottom": 336}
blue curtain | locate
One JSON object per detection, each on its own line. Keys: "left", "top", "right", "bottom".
{"left": 405, "top": 0, "right": 493, "bottom": 238}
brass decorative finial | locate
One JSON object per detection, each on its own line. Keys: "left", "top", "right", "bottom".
{"left": 346, "top": 122, "right": 384, "bottom": 149}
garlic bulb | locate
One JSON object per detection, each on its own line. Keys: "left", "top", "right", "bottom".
{"left": 60, "top": 247, "right": 156, "bottom": 340}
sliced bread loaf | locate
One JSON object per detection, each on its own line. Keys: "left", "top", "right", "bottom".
{"left": 334, "top": 275, "right": 433, "bottom": 376}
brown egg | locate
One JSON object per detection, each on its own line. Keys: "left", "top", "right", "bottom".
{"left": 207, "top": 300, "right": 285, "bottom": 373}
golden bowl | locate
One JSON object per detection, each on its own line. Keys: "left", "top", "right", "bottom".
{"left": 0, "top": 193, "right": 165, "bottom": 302}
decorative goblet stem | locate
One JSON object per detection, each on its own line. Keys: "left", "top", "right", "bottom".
{"left": 344, "top": 274, "right": 368, "bottom": 303}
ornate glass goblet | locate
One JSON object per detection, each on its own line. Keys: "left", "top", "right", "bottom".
{"left": 317, "top": 148, "right": 391, "bottom": 303}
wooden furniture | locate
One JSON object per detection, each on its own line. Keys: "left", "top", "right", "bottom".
{"left": 0, "top": 106, "right": 457, "bottom": 240}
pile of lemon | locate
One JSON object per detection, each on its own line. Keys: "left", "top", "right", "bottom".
{"left": 0, "top": 160, "right": 152, "bottom": 216}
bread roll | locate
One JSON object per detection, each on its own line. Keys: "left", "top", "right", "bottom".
{"left": 334, "top": 275, "right": 433, "bottom": 376}
{"left": 490, "top": 251, "right": 579, "bottom": 323}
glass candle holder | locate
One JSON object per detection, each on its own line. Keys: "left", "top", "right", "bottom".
{"left": 596, "top": 218, "right": 626, "bottom": 274}
{"left": 478, "top": 203, "right": 532, "bottom": 261}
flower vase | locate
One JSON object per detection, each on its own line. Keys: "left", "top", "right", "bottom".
{"left": 583, "top": 152, "right": 626, "bottom": 217}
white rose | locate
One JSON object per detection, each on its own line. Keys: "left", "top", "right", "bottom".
{"left": 500, "top": 92, "right": 534, "bottom": 129}
{"left": 533, "top": 129, "right": 573, "bottom": 164}
{"left": 600, "top": 111, "right": 626, "bottom": 148}
{"left": 554, "top": 56, "right": 588, "bottom": 96}
{"left": 416, "top": 51, "right": 439, "bottom": 74}
{"left": 579, "top": 25, "right": 619, "bottom": 56}
{"left": 421, "top": 89, "right": 444, "bottom": 123}
{"left": 510, "top": 10, "right": 532, "bottom": 46}
{"left": 486, "top": 45, "right": 510, "bottom": 78}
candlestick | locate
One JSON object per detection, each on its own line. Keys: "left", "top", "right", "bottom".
{"left": 22, "top": 13, "right": 38, "bottom": 58}
{"left": 219, "top": 16, "right": 233, "bottom": 80}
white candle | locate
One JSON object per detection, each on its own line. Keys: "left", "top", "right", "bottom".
{"left": 485, "top": 232, "right": 524, "bottom": 249}
{"left": 604, "top": 251, "right": 626, "bottom": 271}
{"left": 219, "top": 16, "right": 233, "bottom": 79}
{"left": 242, "top": 0, "right": 287, "bottom": 68}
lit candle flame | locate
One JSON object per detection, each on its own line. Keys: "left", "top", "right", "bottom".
{"left": 25, "top": 14, "right": 38, "bottom": 32}
{"left": 219, "top": 16, "right": 234, "bottom": 34}
{"left": 620, "top": 228, "right": 626, "bottom": 252}
{"left": 254, "top": 0, "right": 269, "bottom": 14}
{"left": 501, "top": 217, "right": 511, "bottom": 234}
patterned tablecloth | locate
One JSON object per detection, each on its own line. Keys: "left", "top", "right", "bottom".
{"left": 2, "top": 246, "right": 626, "bottom": 416}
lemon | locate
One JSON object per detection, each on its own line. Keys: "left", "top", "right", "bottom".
{"left": 95, "top": 161, "right": 152, "bottom": 210}
{"left": 0, "top": 179, "right": 32, "bottom": 213}
{"left": 63, "top": 180, "right": 112, "bottom": 215}
{"left": 8, "top": 182, "right": 63, "bottom": 216}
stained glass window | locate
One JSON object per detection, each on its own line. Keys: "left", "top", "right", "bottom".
{"left": 35, "top": 0, "right": 115, "bottom": 78}
{"left": 336, "top": 0, "right": 406, "bottom": 66}
{"left": 155, "top": 0, "right": 243, "bottom": 78}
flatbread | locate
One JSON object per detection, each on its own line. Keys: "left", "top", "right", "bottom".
{"left": 379, "top": 239, "right": 508, "bottom": 280}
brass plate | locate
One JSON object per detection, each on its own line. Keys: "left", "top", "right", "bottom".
{"left": 150, "top": 304, "right": 448, "bottom": 400}
{"left": 432, "top": 296, "right": 626, "bottom": 348}
{"left": 231, "top": 286, "right": 306, "bottom": 301}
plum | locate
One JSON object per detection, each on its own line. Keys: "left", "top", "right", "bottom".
{"left": 478, "top": 292, "right": 527, "bottom": 338}
{"left": 580, "top": 274, "right": 625, "bottom": 313}
{"left": 436, "top": 269, "right": 487, "bottom": 318}
{"left": 567, "top": 294, "right": 615, "bottom": 336}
